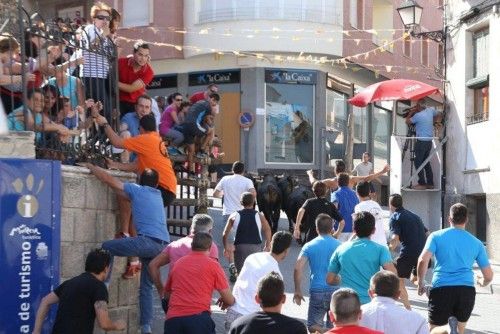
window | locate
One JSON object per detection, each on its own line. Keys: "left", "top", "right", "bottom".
{"left": 326, "top": 89, "right": 348, "bottom": 161}
{"left": 265, "top": 83, "right": 314, "bottom": 164}
{"left": 372, "top": 104, "right": 391, "bottom": 172}
{"left": 469, "top": 87, "right": 489, "bottom": 124}
{"left": 350, "top": 0, "right": 364, "bottom": 29}
{"left": 372, "top": 0, "right": 393, "bottom": 51}
{"left": 198, "top": 0, "right": 341, "bottom": 24}
{"left": 473, "top": 29, "right": 489, "bottom": 78}
{"left": 437, "top": 43, "right": 444, "bottom": 68}
{"left": 421, "top": 38, "right": 429, "bottom": 66}
{"left": 403, "top": 34, "right": 411, "bottom": 57}
{"left": 123, "top": 0, "right": 150, "bottom": 27}
{"left": 467, "top": 29, "right": 489, "bottom": 124}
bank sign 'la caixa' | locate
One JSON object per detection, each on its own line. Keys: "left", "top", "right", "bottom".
{"left": 0, "top": 159, "right": 61, "bottom": 334}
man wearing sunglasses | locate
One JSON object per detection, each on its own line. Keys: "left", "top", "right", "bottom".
{"left": 118, "top": 41, "right": 154, "bottom": 116}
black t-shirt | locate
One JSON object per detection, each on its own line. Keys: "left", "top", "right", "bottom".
{"left": 52, "top": 272, "right": 109, "bottom": 334}
{"left": 185, "top": 100, "right": 211, "bottom": 125}
{"left": 389, "top": 208, "right": 428, "bottom": 257}
{"left": 229, "top": 311, "right": 308, "bottom": 334}
{"left": 302, "top": 197, "right": 343, "bottom": 241}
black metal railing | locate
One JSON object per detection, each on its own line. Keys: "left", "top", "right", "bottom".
{"left": 1, "top": 1, "right": 118, "bottom": 166}
{"left": 466, "top": 112, "right": 489, "bottom": 125}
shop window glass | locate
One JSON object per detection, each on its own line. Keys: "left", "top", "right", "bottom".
{"left": 372, "top": 104, "right": 390, "bottom": 171}
{"left": 326, "top": 89, "right": 347, "bottom": 162}
{"left": 265, "top": 83, "right": 314, "bottom": 163}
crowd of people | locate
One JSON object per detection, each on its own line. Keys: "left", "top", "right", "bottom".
{"left": 2, "top": 1, "right": 219, "bottom": 170}
{"left": 5, "top": 2, "right": 492, "bottom": 334}
{"left": 31, "top": 152, "right": 493, "bottom": 334}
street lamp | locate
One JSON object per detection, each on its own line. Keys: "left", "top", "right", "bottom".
{"left": 396, "top": 0, "right": 446, "bottom": 43}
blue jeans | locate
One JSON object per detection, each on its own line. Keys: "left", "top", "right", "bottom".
{"left": 102, "top": 235, "right": 168, "bottom": 334}
{"left": 414, "top": 140, "right": 433, "bottom": 186}
{"left": 164, "top": 311, "right": 215, "bottom": 334}
{"left": 308, "top": 290, "right": 336, "bottom": 330}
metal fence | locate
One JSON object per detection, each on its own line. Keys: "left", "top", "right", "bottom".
{"left": 1, "top": 1, "right": 118, "bottom": 165}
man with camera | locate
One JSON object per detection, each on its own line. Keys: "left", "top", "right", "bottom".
{"left": 405, "top": 99, "right": 442, "bottom": 190}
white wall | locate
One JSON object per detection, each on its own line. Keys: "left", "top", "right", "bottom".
{"left": 182, "top": 0, "right": 343, "bottom": 59}
{"left": 445, "top": 0, "right": 500, "bottom": 195}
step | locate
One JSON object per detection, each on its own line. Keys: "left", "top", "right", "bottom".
{"left": 170, "top": 198, "right": 213, "bottom": 207}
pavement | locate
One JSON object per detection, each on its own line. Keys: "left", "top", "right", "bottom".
{"left": 151, "top": 199, "right": 500, "bottom": 334}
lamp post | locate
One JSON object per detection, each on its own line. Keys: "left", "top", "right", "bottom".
{"left": 397, "top": 0, "right": 446, "bottom": 43}
{"left": 397, "top": 0, "right": 448, "bottom": 229}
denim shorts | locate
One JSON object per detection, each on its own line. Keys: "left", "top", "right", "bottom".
{"left": 308, "top": 290, "right": 336, "bottom": 330}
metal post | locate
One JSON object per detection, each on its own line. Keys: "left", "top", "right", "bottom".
{"left": 441, "top": 9, "right": 449, "bottom": 229}
{"left": 344, "top": 83, "right": 355, "bottom": 171}
{"left": 17, "top": 0, "right": 27, "bottom": 127}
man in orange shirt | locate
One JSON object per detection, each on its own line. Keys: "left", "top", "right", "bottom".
{"left": 93, "top": 108, "right": 177, "bottom": 277}
{"left": 94, "top": 111, "right": 177, "bottom": 206}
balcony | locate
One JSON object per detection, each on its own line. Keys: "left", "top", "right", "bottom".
{"left": 197, "top": 1, "right": 342, "bottom": 25}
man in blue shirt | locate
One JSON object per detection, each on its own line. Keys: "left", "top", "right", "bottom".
{"left": 327, "top": 211, "right": 397, "bottom": 305}
{"left": 293, "top": 214, "right": 341, "bottom": 333}
{"left": 417, "top": 203, "right": 493, "bottom": 334}
{"left": 331, "top": 173, "right": 359, "bottom": 242}
{"left": 119, "top": 94, "right": 153, "bottom": 162}
{"left": 81, "top": 163, "right": 169, "bottom": 334}
{"left": 388, "top": 193, "right": 428, "bottom": 310}
{"left": 405, "top": 99, "right": 442, "bottom": 190}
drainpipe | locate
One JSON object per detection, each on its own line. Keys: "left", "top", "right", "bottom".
{"left": 441, "top": 17, "right": 449, "bottom": 229}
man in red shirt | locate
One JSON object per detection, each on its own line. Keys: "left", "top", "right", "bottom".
{"left": 118, "top": 41, "right": 154, "bottom": 116}
{"left": 164, "top": 232, "right": 235, "bottom": 334}
{"left": 326, "top": 289, "right": 383, "bottom": 334}
{"left": 189, "top": 83, "right": 219, "bottom": 104}
{"left": 149, "top": 214, "right": 219, "bottom": 299}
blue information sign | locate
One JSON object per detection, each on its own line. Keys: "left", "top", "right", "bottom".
{"left": 0, "top": 159, "right": 61, "bottom": 334}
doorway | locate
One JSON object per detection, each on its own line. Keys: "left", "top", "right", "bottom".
{"left": 215, "top": 92, "right": 241, "bottom": 164}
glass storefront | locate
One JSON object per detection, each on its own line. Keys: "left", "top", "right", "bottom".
{"left": 325, "top": 89, "right": 347, "bottom": 162}
{"left": 372, "top": 103, "right": 391, "bottom": 171}
{"left": 264, "top": 69, "right": 316, "bottom": 164}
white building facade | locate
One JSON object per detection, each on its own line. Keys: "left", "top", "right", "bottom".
{"left": 445, "top": 0, "right": 500, "bottom": 260}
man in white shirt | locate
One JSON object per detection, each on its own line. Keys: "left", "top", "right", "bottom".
{"left": 214, "top": 161, "right": 256, "bottom": 281}
{"left": 214, "top": 161, "right": 256, "bottom": 222}
{"left": 224, "top": 231, "right": 293, "bottom": 332}
{"left": 360, "top": 271, "right": 428, "bottom": 334}
{"left": 353, "top": 152, "right": 377, "bottom": 200}
{"left": 354, "top": 181, "right": 387, "bottom": 247}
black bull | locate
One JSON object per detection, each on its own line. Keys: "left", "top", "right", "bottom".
{"left": 254, "top": 175, "right": 313, "bottom": 234}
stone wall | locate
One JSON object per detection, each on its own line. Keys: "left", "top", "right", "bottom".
{"left": 0, "top": 132, "right": 36, "bottom": 158}
{"left": 61, "top": 165, "right": 139, "bottom": 334}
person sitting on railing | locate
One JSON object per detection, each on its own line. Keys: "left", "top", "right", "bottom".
{"left": 0, "top": 33, "right": 36, "bottom": 113}
{"left": 173, "top": 94, "right": 219, "bottom": 175}
{"left": 159, "top": 92, "right": 185, "bottom": 147}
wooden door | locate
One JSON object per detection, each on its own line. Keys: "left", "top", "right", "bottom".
{"left": 215, "top": 92, "right": 241, "bottom": 164}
